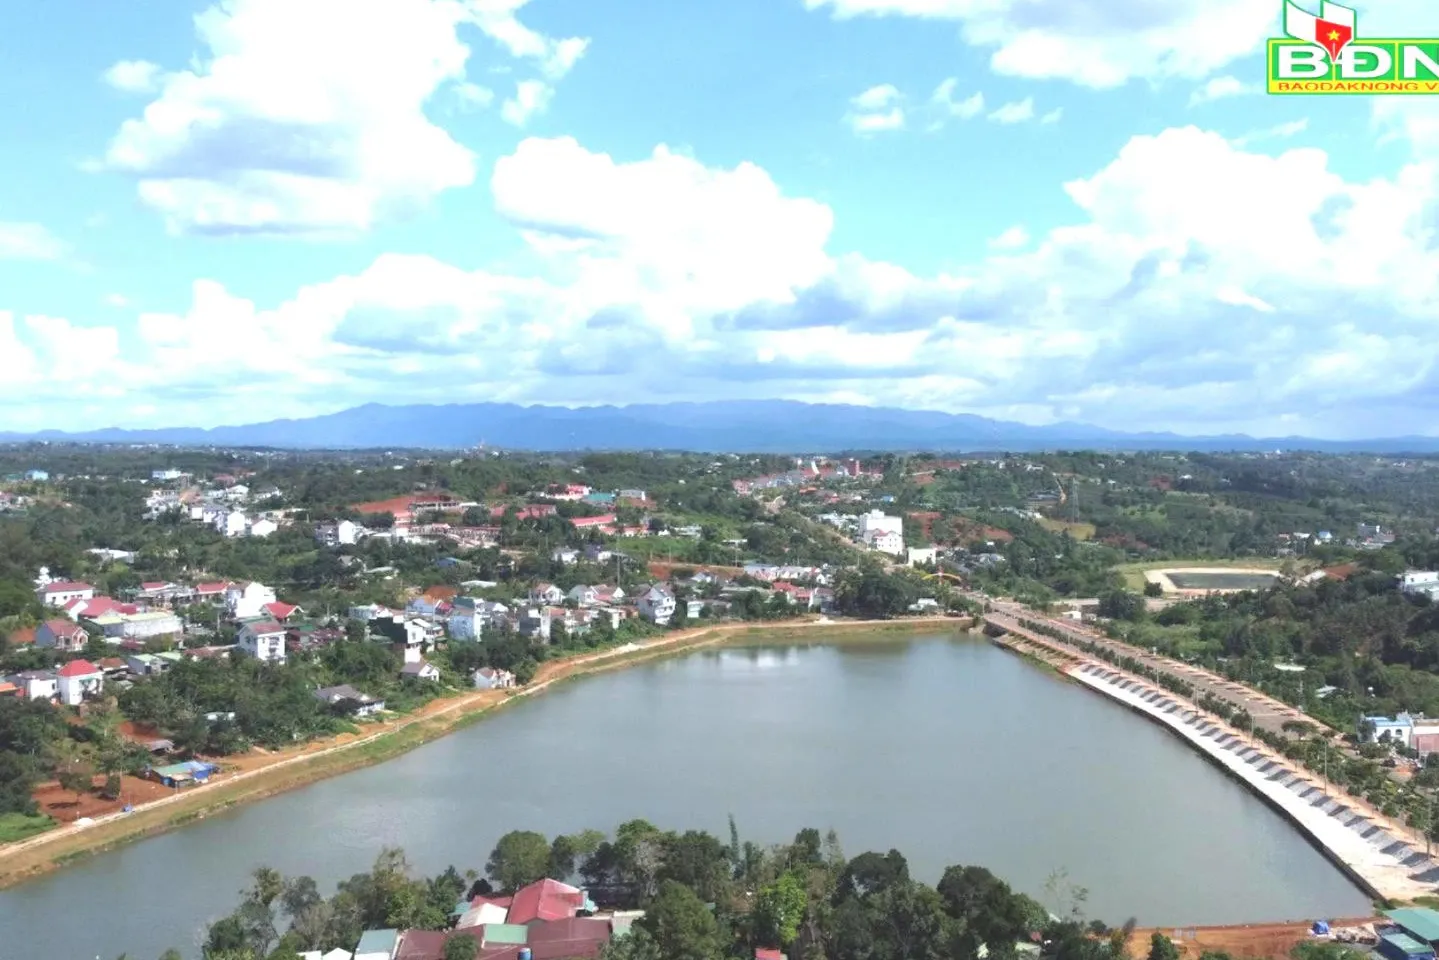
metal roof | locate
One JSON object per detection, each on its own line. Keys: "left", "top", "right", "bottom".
{"left": 1383, "top": 932, "right": 1435, "bottom": 955}
{"left": 355, "top": 929, "right": 399, "bottom": 957}
{"left": 1388, "top": 909, "right": 1439, "bottom": 944}
{"left": 480, "top": 924, "right": 529, "bottom": 945}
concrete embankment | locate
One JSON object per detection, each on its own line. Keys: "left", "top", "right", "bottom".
{"left": 1066, "top": 661, "right": 1438, "bottom": 902}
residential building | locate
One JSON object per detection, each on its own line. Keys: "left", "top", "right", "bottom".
{"left": 858, "top": 510, "right": 903, "bottom": 540}
{"left": 906, "top": 545, "right": 940, "bottom": 566}
{"left": 473, "top": 667, "right": 517, "bottom": 690}
{"left": 56, "top": 660, "right": 104, "bottom": 706}
{"left": 237, "top": 620, "right": 288, "bottom": 663}
{"left": 24, "top": 469, "right": 49, "bottom": 481}
{"left": 374, "top": 617, "right": 429, "bottom": 662}
{"left": 249, "top": 518, "right": 278, "bottom": 538}
{"left": 354, "top": 930, "right": 400, "bottom": 960}
{"left": 227, "top": 581, "right": 278, "bottom": 620}
{"left": 1402, "top": 571, "right": 1439, "bottom": 600}
{"left": 35, "top": 618, "right": 89, "bottom": 653}
{"left": 617, "top": 489, "right": 646, "bottom": 501}
{"left": 38, "top": 581, "right": 95, "bottom": 607}
{"left": 583, "top": 544, "right": 614, "bottom": 563}
{"left": 94, "top": 610, "right": 183, "bottom": 640}
{"left": 15, "top": 670, "right": 58, "bottom": 701}
{"left": 401, "top": 660, "right": 441, "bottom": 682}
{"left": 868, "top": 530, "right": 905, "bottom": 556}
{"left": 447, "top": 607, "right": 484, "bottom": 641}
{"left": 551, "top": 547, "right": 580, "bottom": 565}
{"left": 529, "top": 583, "right": 565, "bottom": 604}
{"left": 516, "top": 606, "right": 552, "bottom": 642}
{"left": 315, "top": 685, "right": 385, "bottom": 717}
{"left": 151, "top": 468, "right": 184, "bottom": 481}
{"left": 217, "top": 510, "right": 249, "bottom": 537}
{"left": 637, "top": 584, "right": 676, "bottom": 624}
{"left": 1363, "top": 713, "right": 1439, "bottom": 755}
{"left": 567, "top": 584, "right": 626, "bottom": 607}
{"left": 316, "top": 519, "right": 360, "bottom": 546}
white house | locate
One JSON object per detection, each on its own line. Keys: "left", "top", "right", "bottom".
{"left": 218, "top": 510, "right": 249, "bottom": 537}
{"left": 568, "top": 584, "right": 625, "bottom": 607}
{"left": 15, "top": 670, "right": 58, "bottom": 701}
{"left": 314, "top": 684, "right": 385, "bottom": 717}
{"left": 227, "top": 581, "right": 278, "bottom": 620}
{"left": 249, "top": 518, "right": 278, "bottom": 538}
{"left": 906, "top": 546, "right": 940, "bottom": 567}
{"left": 152, "top": 468, "right": 184, "bottom": 481}
{"left": 1400, "top": 571, "right": 1439, "bottom": 599}
{"left": 858, "top": 510, "right": 903, "bottom": 540}
{"left": 237, "top": 620, "right": 287, "bottom": 663}
{"left": 637, "top": 584, "right": 676, "bottom": 624}
{"left": 316, "top": 520, "right": 360, "bottom": 547}
{"left": 868, "top": 530, "right": 905, "bottom": 556}
{"left": 37, "top": 581, "right": 95, "bottom": 607}
{"left": 473, "top": 666, "right": 516, "bottom": 690}
{"left": 100, "top": 611, "right": 184, "bottom": 640}
{"left": 584, "top": 544, "right": 614, "bottom": 563}
{"left": 529, "top": 583, "right": 565, "bottom": 604}
{"left": 551, "top": 548, "right": 580, "bottom": 565}
{"left": 56, "top": 660, "right": 104, "bottom": 706}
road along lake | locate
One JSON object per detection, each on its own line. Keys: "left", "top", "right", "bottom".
{"left": 0, "top": 632, "right": 1371, "bottom": 959}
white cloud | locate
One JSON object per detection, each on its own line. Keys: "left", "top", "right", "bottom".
{"left": 989, "top": 226, "right": 1029, "bottom": 250}
{"left": 464, "top": 0, "right": 589, "bottom": 79}
{"left": 104, "top": 293, "right": 129, "bottom": 308}
{"left": 988, "top": 98, "right": 1034, "bottom": 124}
{"left": 930, "top": 79, "right": 983, "bottom": 120}
{"left": 501, "top": 79, "right": 553, "bottom": 126}
{"left": 454, "top": 81, "right": 495, "bottom": 109}
{"left": 103, "top": 60, "right": 163, "bottom": 94}
{"left": 845, "top": 84, "right": 905, "bottom": 134}
{"left": 1190, "top": 75, "right": 1252, "bottom": 106}
{"left": 99, "top": 0, "right": 587, "bottom": 236}
{"left": 1040, "top": 108, "right": 1062, "bottom": 124}
{"left": 0, "top": 222, "right": 65, "bottom": 260}
{"left": 12, "top": 128, "right": 1439, "bottom": 437}
{"left": 804, "top": 0, "right": 1280, "bottom": 87}
{"left": 1232, "top": 118, "right": 1308, "bottom": 146}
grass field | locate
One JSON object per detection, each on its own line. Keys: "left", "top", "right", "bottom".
{"left": 1038, "top": 518, "right": 1096, "bottom": 540}
{"left": 0, "top": 814, "right": 55, "bottom": 845}
{"left": 1114, "top": 558, "right": 1286, "bottom": 591}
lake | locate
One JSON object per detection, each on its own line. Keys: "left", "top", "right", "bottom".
{"left": 0, "top": 633, "right": 1371, "bottom": 959}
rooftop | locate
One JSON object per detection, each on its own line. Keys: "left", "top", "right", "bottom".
{"left": 1388, "top": 908, "right": 1439, "bottom": 944}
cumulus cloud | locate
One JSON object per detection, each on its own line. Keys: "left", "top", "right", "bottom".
{"left": 930, "top": 79, "right": 984, "bottom": 120}
{"left": 845, "top": 84, "right": 905, "bottom": 134}
{"left": 803, "top": 0, "right": 1279, "bottom": 87}
{"left": 1190, "top": 75, "right": 1253, "bottom": 106}
{"left": 10, "top": 127, "right": 1439, "bottom": 437}
{"left": 501, "top": 79, "right": 553, "bottom": 126}
{"left": 103, "top": 60, "right": 163, "bottom": 93}
{"left": 99, "top": 0, "right": 587, "bottom": 235}
{"left": 988, "top": 98, "right": 1034, "bottom": 124}
{"left": 0, "top": 222, "right": 65, "bottom": 260}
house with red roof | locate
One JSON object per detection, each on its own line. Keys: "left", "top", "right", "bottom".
{"left": 56, "top": 659, "right": 103, "bottom": 706}
{"left": 37, "top": 581, "right": 94, "bottom": 607}
{"left": 193, "top": 582, "right": 230, "bottom": 600}
{"left": 570, "top": 514, "right": 616, "bottom": 531}
{"left": 262, "top": 601, "right": 300, "bottom": 622}
{"left": 506, "top": 878, "right": 589, "bottom": 925}
{"left": 35, "top": 618, "right": 89, "bottom": 653}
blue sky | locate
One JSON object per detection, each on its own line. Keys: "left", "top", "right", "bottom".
{"left": 0, "top": 0, "right": 1436, "bottom": 438}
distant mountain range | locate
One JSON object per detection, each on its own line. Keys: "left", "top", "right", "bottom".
{"left": 1, "top": 401, "right": 1436, "bottom": 454}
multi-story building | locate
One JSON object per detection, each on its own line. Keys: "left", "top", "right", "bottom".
{"left": 237, "top": 621, "right": 287, "bottom": 663}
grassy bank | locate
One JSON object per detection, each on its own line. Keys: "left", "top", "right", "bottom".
{"left": 0, "top": 616, "right": 965, "bottom": 890}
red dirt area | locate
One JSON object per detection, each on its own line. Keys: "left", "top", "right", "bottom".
{"left": 1130, "top": 919, "right": 1378, "bottom": 960}
{"left": 34, "top": 773, "right": 176, "bottom": 823}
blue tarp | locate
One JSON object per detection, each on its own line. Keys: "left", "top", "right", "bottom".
{"left": 1313, "top": 921, "right": 1331, "bottom": 935}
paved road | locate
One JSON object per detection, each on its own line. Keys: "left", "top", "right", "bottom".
{"left": 985, "top": 599, "right": 1326, "bottom": 743}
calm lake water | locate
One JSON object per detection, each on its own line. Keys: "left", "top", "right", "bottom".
{"left": 0, "top": 634, "right": 1371, "bottom": 960}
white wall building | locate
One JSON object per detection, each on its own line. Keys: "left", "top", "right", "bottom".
{"left": 218, "top": 510, "right": 249, "bottom": 537}
{"left": 57, "top": 661, "right": 104, "bottom": 706}
{"left": 249, "top": 518, "right": 278, "bottom": 538}
{"left": 637, "top": 584, "right": 676, "bottom": 624}
{"left": 316, "top": 520, "right": 360, "bottom": 546}
{"left": 237, "top": 621, "right": 287, "bottom": 663}
{"left": 858, "top": 510, "right": 903, "bottom": 539}
{"left": 37, "top": 581, "right": 95, "bottom": 607}
{"left": 227, "top": 581, "right": 278, "bottom": 620}
{"left": 868, "top": 530, "right": 905, "bottom": 556}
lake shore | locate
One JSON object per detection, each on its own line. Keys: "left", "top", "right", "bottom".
{"left": 0, "top": 615, "right": 967, "bottom": 890}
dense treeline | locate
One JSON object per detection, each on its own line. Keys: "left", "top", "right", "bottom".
{"left": 165, "top": 821, "right": 1154, "bottom": 960}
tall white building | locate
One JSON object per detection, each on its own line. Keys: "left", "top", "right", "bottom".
{"left": 858, "top": 510, "right": 903, "bottom": 539}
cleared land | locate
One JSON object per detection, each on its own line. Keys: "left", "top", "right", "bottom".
{"left": 1114, "top": 559, "right": 1286, "bottom": 592}
{"left": 1038, "top": 518, "right": 1097, "bottom": 540}
{"left": 1128, "top": 920, "right": 1377, "bottom": 960}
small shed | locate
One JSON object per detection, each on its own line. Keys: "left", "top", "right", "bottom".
{"left": 147, "top": 760, "right": 216, "bottom": 788}
{"left": 1389, "top": 909, "right": 1439, "bottom": 947}
{"left": 1379, "top": 933, "right": 1436, "bottom": 960}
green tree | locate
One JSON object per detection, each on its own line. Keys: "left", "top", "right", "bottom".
{"left": 599, "top": 925, "right": 664, "bottom": 960}
{"left": 486, "top": 830, "right": 552, "bottom": 892}
{"left": 442, "top": 934, "right": 479, "bottom": 960}
{"left": 636, "top": 880, "right": 724, "bottom": 960}
{"left": 1148, "top": 932, "right": 1181, "bottom": 960}
{"left": 753, "top": 872, "right": 808, "bottom": 947}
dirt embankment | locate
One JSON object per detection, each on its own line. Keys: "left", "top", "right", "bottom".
{"left": 1128, "top": 919, "right": 1378, "bottom": 960}
{"left": 0, "top": 615, "right": 966, "bottom": 890}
